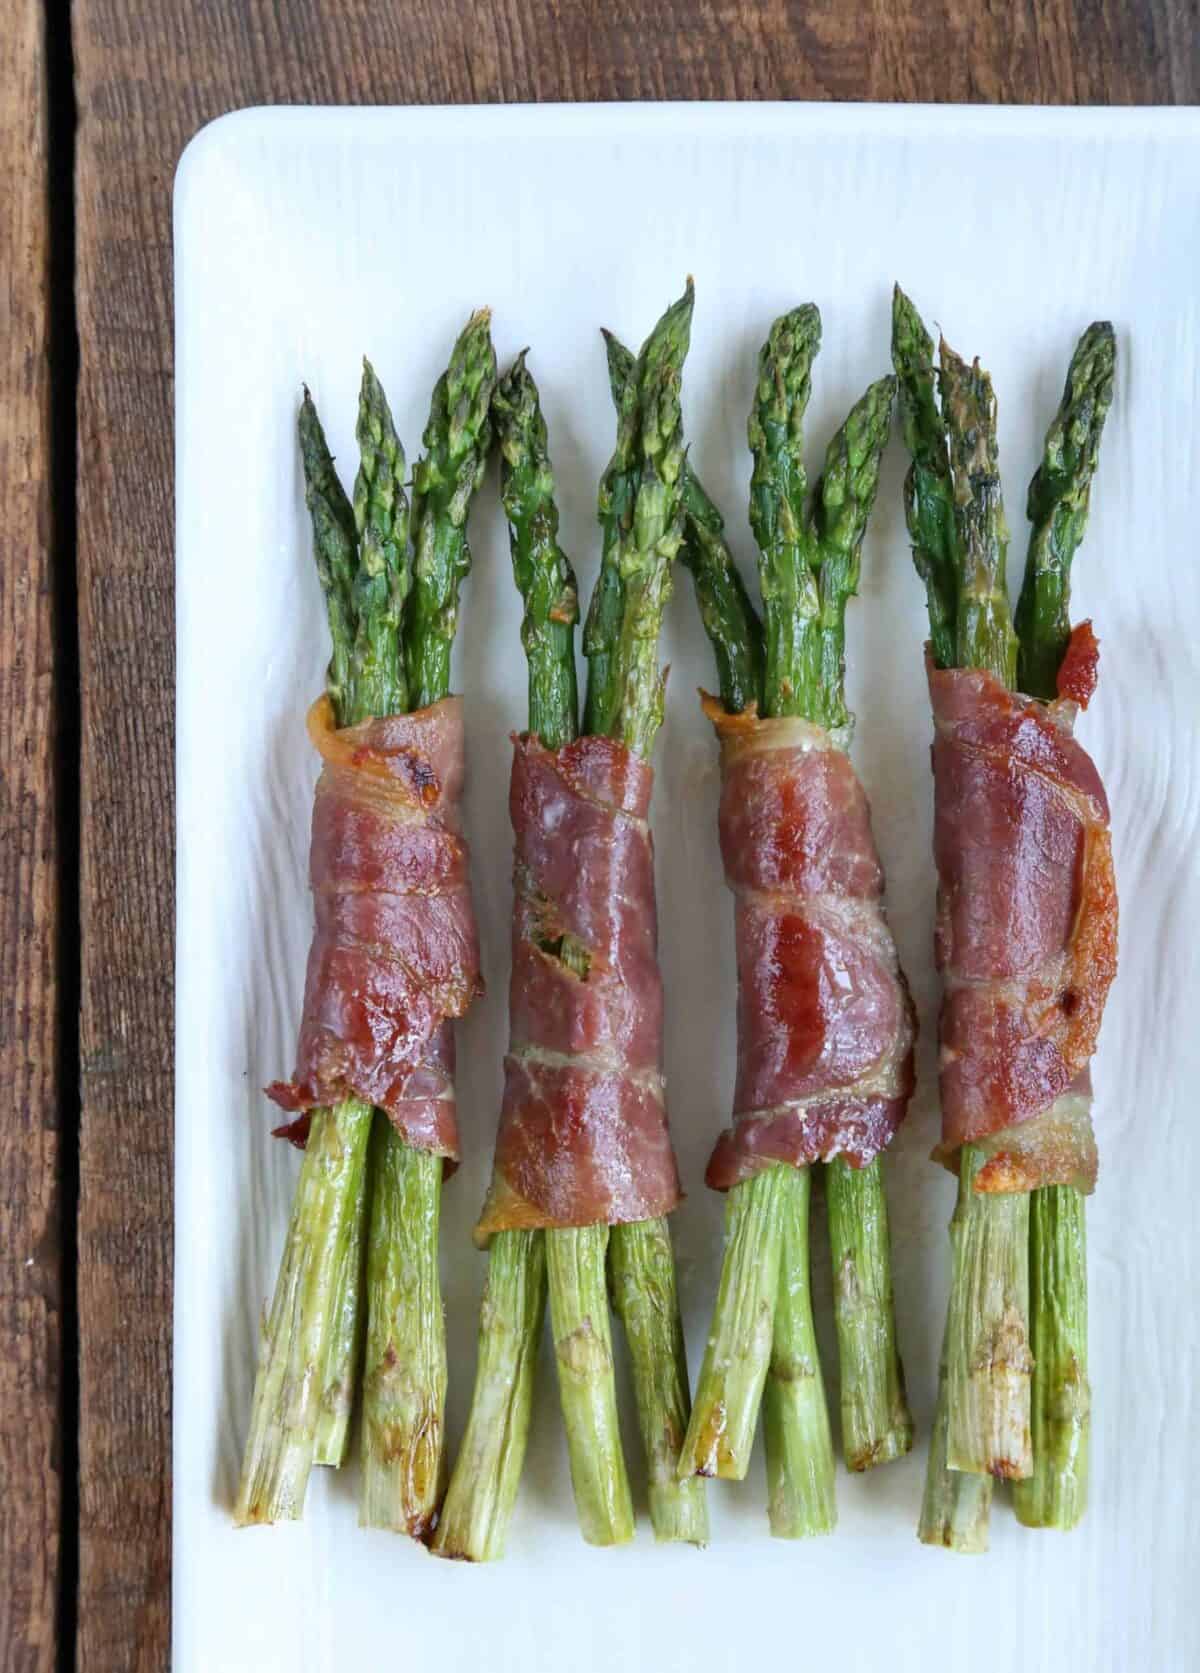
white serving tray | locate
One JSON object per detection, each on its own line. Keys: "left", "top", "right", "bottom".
{"left": 174, "top": 103, "right": 1200, "bottom": 1673}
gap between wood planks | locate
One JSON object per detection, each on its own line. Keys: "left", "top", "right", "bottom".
{"left": 46, "top": 0, "right": 79, "bottom": 1667}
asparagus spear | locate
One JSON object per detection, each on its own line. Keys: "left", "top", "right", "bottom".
{"left": 405, "top": 309, "right": 498, "bottom": 709}
{"left": 431, "top": 1230, "right": 546, "bottom": 1560}
{"left": 894, "top": 289, "right": 1036, "bottom": 1547}
{"left": 765, "top": 1170, "right": 837, "bottom": 1536}
{"left": 603, "top": 331, "right": 765, "bottom": 719}
{"left": 679, "top": 466, "right": 765, "bottom": 717}
{"left": 1013, "top": 322, "right": 1115, "bottom": 1532}
{"left": 595, "top": 285, "right": 708, "bottom": 1545}
{"left": 495, "top": 350, "right": 635, "bottom": 1550}
{"left": 1014, "top": 323, "right": 1116, "bottom": 700}
{"left": 582, "top": 334, "right": 640, "bottom": 739}
{"left": 360, "top": 311, "right": 497, "bottom": 1535}
{"left": 236, "top": 367, "right": 411, "bottom": 1521}
{"left": 917, "top": 1310, "right": 994, "bottom": 1552}
{"left": 813, "top": 375, "right": 917, "bottom": 1472}
{"left": 433, "top": 351, "right": 572, "bottom": 1560}
{"left": 933, "top": 340, "right": 1035, "bottom": 1486}
{"left": 891, "top": 288, "right": 958, "bottom": 675}
{"left": 666, "top": 313, "right": 823, "bottom": 1487}
{"left": 679, "top": 309, "right": 908, "bottom": 1518}
{"left": 348, "top": 358, "right": 413, "bottom": 721}
{"left": 315, "top": 360, "right": 413, "bottom": 1468}
{"left": 235, "top": 1095, "right": 373, "bottom": 1521}
{"left": 893, "top": 287, "right": 996, "bottom": 1549}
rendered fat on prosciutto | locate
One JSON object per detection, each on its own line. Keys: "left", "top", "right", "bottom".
{"left": 702, "top": 697, "right": 917, "bottom": 1191}
{"left": 928, "top": 626, "right": 1118, "bottom": 1195}
{"left": 474, "top": 732, "right": 681, "bottom": 1243}
{"left": 267, "top": 693, "right": 482, "bottom": 1166}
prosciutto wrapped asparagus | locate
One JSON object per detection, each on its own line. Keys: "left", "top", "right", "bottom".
{"left": 671, "top": 307, "right": 914, "bottom": 1532}
{"left": 435, "top": 289, "right": 706, "bottom": 1558}
{"left": 236, "top": 319, "right": 496, "bottom": 1531}
{"left": 892, "top": 288, "right": 1117, "bottom": 1548}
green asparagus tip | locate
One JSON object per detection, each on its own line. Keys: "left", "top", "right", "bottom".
{"left": 631, "top": 280, "right": 695, "bottom": 530}
{"left": 813, "top": 373, "right": 897, "bottom": 557}
{"left": 298, "top": 386, "right": 334, "bottom": 481}
{"left": 891, "top": 285, "right": 935, "bottom": 373}
{"left": 753, "top": 304, "right": 822, "bottom": 450}
{"left": 602, "top": 327, "right": 636, "bottom": 401}
{"left": 640, "top": 280, "right": 695, "bottom": 372}
{"left": 1026, "top": 322, "right": 1116, "bottom": 529}
{"left": 441, "top": 309, "right": 498, "bottom": 481}
{"left": 358, "top": 357, "right": 385, "bottom": 419}
{"left": 1014, "top": 320, "right": 1115, "bottom": 698}
{"left": 938, "top": 340, "right": 994, "bottom": 474}
{"left": 493, "top": 350, "right": 537, "bottom": 440}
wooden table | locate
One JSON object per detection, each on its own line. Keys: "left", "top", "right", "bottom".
{"left": 2, "top": 1, "right": 1194, "bottom": 1665}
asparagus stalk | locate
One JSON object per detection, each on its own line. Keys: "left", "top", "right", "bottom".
{"left": 812, "top": 374, "right": 917, "bottom": 1474}
{"left": 605, "top": 331, "right": 765, "bottom": 718}
{"left": 499, "top": 350, "right": 637, "bottom": 1550}
{"left": 596, "top": 285, "right": 708, "bottom": 1545}
{"left": 359, "top": 1113, "right": 448, "bottom": 1535}
{"left": 678, "top": 309, "right": 823, "bottom": 1485}
{"left": 360, "top": 312, "right": 497, "bottom": 1534}
{"left": 917, "top": 1313, "right": 994, "bottom": 1551}
{"left": 348, "top": 358, "right": 413, "bottom": 720}
{"left": 1015, "top": 1188, "right": 1089, "bottom": 1529}
{"left": 312, "top": 1124, "right": 369, "bottom": 1467}
{"left": 894, "top": 288, "right": 993, "bottom": 1549}
{"left": 893, "top": 290, "right": 1034, "bottom": 1535}
{"left": 433, "top": 351, "right": 573, "bottom": 1559}
{"left": 235, "top": 1096, "right": 373, "bottom": 1521}
{"left": 404, "top": 310, "right": 497, "bottom": 708}
{"left": 430, "top": 1230, "right": 547, "bottom": 1559}
{"left": 891, "top": 288, "right": 959, "bottom": 676}
{"left": 314, "top": 361, "right": 413, "bottom": 1469}
{"left": 547, "top": 1227, "right": 634, "bottom": 1544}
{"left": 765, "top": 1169, "right": 837, "bottom": 1536}
{"left": 1014, "top": 323, "right": 1116, "bottom": 699}
{"left": 826, "top": 1156, "right": 912, "bottom": 1470}
{"left": 936, "top": 341, "right": 1033, "bottom": 1483}
{"left": 236, "top": 367, "right": 410, "bottom": 1520}
{"left": 582, "top": 334, "right": 640, "bottom": 739}
{"left": 606, "top": 332, "right": 780, "bottom": 1486}
{"left": 607, "top": 1218, "right": 704, "bottom": 1542}
{"left": 678, "top": 466, "right": 765, "bottom": 716}
{"left": 1013, "top": 322, "right": 1114, "bottom": 1531}
{"left": 739, "top": 315, "right": 833, "bottom": 1516}
{"left": 680, "top": 310, "right": 906, "bottom": 1513}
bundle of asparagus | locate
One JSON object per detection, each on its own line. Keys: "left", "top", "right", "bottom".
{"left": 434, "top": 287, "right": 707, "bottom": 1558}
{"left": 892, "top": 287, "right": 1117, "bottom": 1549}
{"left": 236, "top": 315, "right": 497, "bottom": 1534}
{"left": 666, "top": 306, "right": 914, "bottom": 1533}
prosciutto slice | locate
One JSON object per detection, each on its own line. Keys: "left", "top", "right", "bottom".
{"left": 703, "top": 697, "right": 916, "bottom": 1191}
{"left": 267, "top": 693, "right": 482, "bottom": 1165}
{"left": 929, "top": 625, "right": 1118, "bottom": 1194}
{"left": 474, "top": 733, "right": 681, "bottom": 1242}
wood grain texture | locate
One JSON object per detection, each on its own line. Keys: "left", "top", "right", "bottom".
{"left": 71, "top": 2, "right": 1196, "bottom": 1667}
{"left": 0, "top": 2, "right": 59, "bottom": 1669}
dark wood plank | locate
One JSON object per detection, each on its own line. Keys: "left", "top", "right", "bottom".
{"left": 72, "top": 2, "right": 1196, "bottom": 1666}
{"left": 0, "top": 2, "right": 60, "bottom": 1669}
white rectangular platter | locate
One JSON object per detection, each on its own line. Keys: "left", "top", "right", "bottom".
{"left": 174, "top": 103, "right": 1200, "bottom": 1673}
